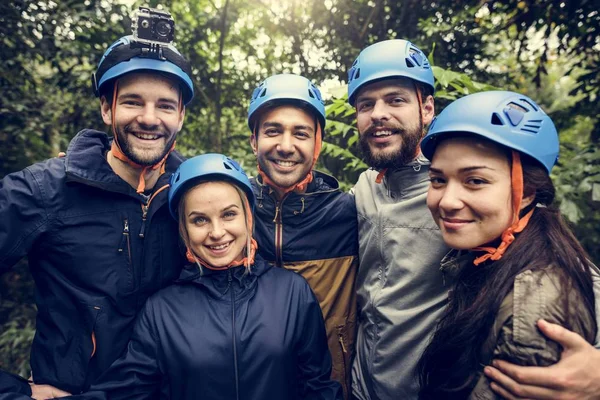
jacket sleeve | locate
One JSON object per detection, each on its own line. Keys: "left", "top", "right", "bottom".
{"left": 70, "top": 299, "right": 163, "bottom": 400}
{"left": 0, "top": 167, "right": 51, "bottom": 272}
{"left": 469, "top": 268, "right": 597, "bottom": 399}
{"left": 0, "top": 370, "right": 31, "bottom": 397}
{"left": 296, "top": 282, "right": 343, "bottom": 400}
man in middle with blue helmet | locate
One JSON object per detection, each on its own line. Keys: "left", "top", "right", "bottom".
{"left": 347, "top": 39, "right": 449, "bottom": 400}
{"left": 247, "top": 73, "right": 358, "bottom": 399}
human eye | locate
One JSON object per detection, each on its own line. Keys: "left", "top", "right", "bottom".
{"left": 295, "top": 131, "right": 310, "bottom": 139}
{"left": 191, "top": 216, "right": 207, "bottom": 225}
{"left": 122, "top": 100, "right": 142, "bottom": 107}
{"left": 389, "top": 96, "right": 405, "bottom": 105}
{"left": 465, "top": 177, "right": 489, "bottom": 187}
{"left": 263, "top": 128, "right": 280, "bottom": 136}
{"left": 159, "top": 103, "right": 177, "bottom": 111}
{"left": 223, "top": 210, "right": 238, "bottom": 220}
{"left": 357, "top": 101, "right": 373, "bottom": 112}
{"left": 429, "top": 175, "right": 446, "bottom": 187}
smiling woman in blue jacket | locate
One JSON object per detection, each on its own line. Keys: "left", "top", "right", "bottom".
{"left": 77, "top": 153, "right": 342, "bottom": 400}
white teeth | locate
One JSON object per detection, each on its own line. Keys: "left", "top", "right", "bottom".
{"left": 275, "top": 160, "right": 296, "bottom": 167}
{"left": 135, "top": 133, "right": 160, "bottom": 140}
{"left": 209, "top": 243, "right": 229, "bottom": 250}
{"left": 373, "top": 130, "right": 393, "bottom": 137}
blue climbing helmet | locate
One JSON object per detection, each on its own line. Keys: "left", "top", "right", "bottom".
{"left": 168, "top": 154, "right": 254, "bottom": 219}
{"left": 93, "top": 35, "right": 194, "bottom": 105}
{"left": 347, "top": 39, "right": 435, "bottom": 106}
{"left": 421, "top": 91, "right": 559, "bottom": 173}
{"left": 247, "top": 73, "right": 326, "bottom": 133}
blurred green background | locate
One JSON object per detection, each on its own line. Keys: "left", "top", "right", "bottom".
{"left": 1, "top": 0, "right": 598, "bottom": 377}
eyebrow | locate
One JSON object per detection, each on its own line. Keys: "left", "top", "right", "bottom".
{"left": 118, "top": 93, "right": 179, "bottom": 106}
{"left": 187, "top": 204, "right": 240, "bottom": 218}
{"left": 429, "top": 166, "right": 497, "bottom": 174}
{"left": 261, "top": 121, "right": 314, "bottom": 132}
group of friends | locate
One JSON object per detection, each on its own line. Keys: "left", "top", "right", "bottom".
{"left": 1, "top": 12, "right": 600, "bottom": 400}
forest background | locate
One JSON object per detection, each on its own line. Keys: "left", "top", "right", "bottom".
{"left": 1, "top": 0, "right": 598, "bottom": 377}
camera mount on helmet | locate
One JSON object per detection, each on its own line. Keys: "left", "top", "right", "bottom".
{"left": 92, "top": 6, "right": 194, "bottom": 105}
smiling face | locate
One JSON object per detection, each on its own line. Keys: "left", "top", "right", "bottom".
{"left": 355, "top": 78, "right": 434, "bottom": 169}
{"left": 101, "top": 72, "right": 185, "bottom": 166}
{"left": 427, "top": 136, "right": 518, "bottom": 250}
{"left": 251, "top": 105, "right": 316, "bottom": 195}
{"left": 182, "top": 181, "right": 248, "bottom": 268}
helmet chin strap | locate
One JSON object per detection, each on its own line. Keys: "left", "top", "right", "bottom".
{"left": 254, "top": 122, "right": 323, "bottom": 196}
{"left": 109, "top": 80, "right": 180, "bottom": 193}
{"left": 473, "top": 150, "right": 535, "bottom": 265}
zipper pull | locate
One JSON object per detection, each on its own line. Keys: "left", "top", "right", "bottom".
{"left": 139, "top": 205, "right": 148, "bottom": 238}
{"left": 338, "top": 333, "right": 347, "bottom": 353}
{"left": 272, "top": 206, "right": 280, "bottom": 223}
{"left": 118, "top": 219, "right": 129, "bottom": 252}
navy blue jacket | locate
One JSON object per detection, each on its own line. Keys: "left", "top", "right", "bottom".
{"left": 0, "top": 130, "right": 185, "bottom": 394}
{"left": 70, "top": 258, "right": 342, "bottom": 400}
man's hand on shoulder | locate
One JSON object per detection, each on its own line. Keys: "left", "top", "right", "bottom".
{"left": 30, "top": 382, "right": 71, "bottom": 399}
{"left": 483, "top": 319, "right": 600, "bottom": 400}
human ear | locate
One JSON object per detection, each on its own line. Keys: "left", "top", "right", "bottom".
{"left": 100, "top": 97, "right": 112, "bottom": 125}
{"left": 422, "top": 95, "right": 435, "bottom": 126}
{"left": 520, "top": 193, "right": 536, "bottom": 210}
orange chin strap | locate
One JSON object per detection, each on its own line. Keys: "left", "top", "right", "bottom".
{"left": 473, "top": 151, "right": 535, "bottom": 266}
{"left": 186, "top": 196, "right": 258, "bottom": 271}
{"left": 109, "top": 81, "right": 180, "bottom": 193}
{"left": 253, "top": 122, "right": 323, "bottom": 196}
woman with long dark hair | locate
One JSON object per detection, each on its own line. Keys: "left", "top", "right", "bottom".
{"left": 417, "top": 91, "right": 597, "bottom": 399}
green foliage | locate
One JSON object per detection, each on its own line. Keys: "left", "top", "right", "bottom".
{"left": 1, "top": 0, "right": 598, "bottom": 377}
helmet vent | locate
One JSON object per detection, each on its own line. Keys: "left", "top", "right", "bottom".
{"left": 223, "top": 162, "right": 232, "bottom": 170}
{"left": 504, "top": 104, "right": 527, "bottom": 126}
{"left": 173, "top": 172, "right": 180, "bottom": 183}
{"left": 521, "top": 119, "right": 543, "bottom": 134}
{"left": 308, "top": 89, "right": 315, "bottom": 99}
{"left": 354, "top": 68, "right": 361, "bottom": 80}
{"left": 491, "top": 113, "right": 505, "bottom": 126}
{"left": 405, "top": 57, "right": 415, "bottom": 68}
{"left": 259, "top": 88, "right": 267, "bottom": 98}
{"left": 520, "top": 99, "right": 538, "bottom": 111}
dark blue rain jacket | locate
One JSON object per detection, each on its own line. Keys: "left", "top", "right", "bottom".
{"left": 0, "top": 129, "right": 185, "bottom": 395}
{"left": 71, "top": 258, "right": 343, "bottom": 400}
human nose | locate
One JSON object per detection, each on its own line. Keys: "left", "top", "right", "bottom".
{"left": 437, "top": 182, "right": 465, "bottom": 212}
{"left": 137, "top": 105, "right": 160, "bottom": 127}
{"left": 370, "top": 100, "right": 390, "bottom": 122}
{"left": 209, "top": 220, "right": 226, "bottom": 240}
{"left": 276, "top": 132, "right": 294, "bottom": 154}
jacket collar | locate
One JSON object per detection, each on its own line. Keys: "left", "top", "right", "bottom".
{"left": 175, "top": 254, "right": 272, "bottom": 285}
{"left": 252, "top": 169, "right": 340, "bottom": 201}
{"left": 64, "top": 129, "right": 184, "bottom": 195}
{"left": 379, "top": 154, "right": 431, "bottom": 198}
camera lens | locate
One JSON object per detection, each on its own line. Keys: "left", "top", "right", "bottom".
{"left": 155, "top": 21, "right": 172, "bottom": 37}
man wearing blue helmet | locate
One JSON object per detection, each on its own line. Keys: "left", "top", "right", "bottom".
{"left": 347, "top": 39, "right": 448, "bottom": 400}
{"left": 247, "top": 74, "right": 359, "bottom": 399}
{"left": 0, "top": 9, "right": 193, "bottom": 398}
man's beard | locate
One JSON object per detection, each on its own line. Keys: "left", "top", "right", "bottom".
{"left": 358, "top": 121, "right": 424, "bottom": 170}
{"left": 116, "top": 123, "right": 175, "bottom": 166}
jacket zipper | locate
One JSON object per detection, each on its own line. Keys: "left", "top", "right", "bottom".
{"left": 139, "top": 184, "right": 170, "bottom": 238}
{"left": 272, "top": 195, "right": 289, "bottom": 268}
{"left": 229, "top": 269, "right": 240, "bottom": 400}
{"left": 118, "top": 219, "right": 132, "bottom": 266}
